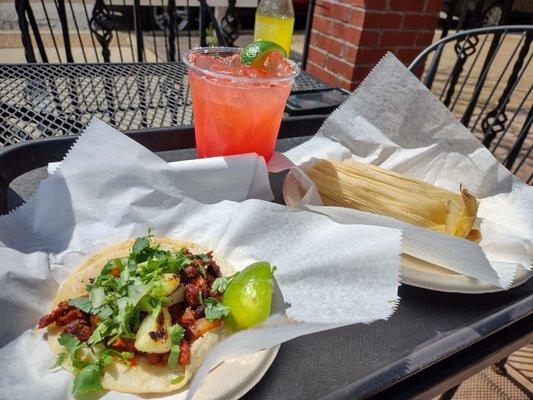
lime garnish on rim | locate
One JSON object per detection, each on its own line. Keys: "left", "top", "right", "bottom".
{"left": 222, "top": 262, "right": 274, "bottom": 332}
{"left": 240, "top": 40, "right": 287, "bottom": 68}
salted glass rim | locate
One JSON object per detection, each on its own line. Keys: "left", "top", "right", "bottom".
{"left": 182, "top": 47, "right": 300, "bottom": 84}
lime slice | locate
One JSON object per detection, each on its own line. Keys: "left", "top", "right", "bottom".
{"left": 222, "top": 262, "right": 273, "bottom": 332}
{"left": 240, "top": 41, "right": 287, "bottom": 68}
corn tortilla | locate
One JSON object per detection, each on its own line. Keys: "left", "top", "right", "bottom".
{"left": 47, "top": 238, "right": 234, "bottom": 393}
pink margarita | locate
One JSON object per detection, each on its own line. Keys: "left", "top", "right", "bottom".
{"left": 183, "top": 47, "right": 299, "bottom": 161}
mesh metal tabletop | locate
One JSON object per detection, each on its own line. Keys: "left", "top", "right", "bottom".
{"left": 0, "top": 63, "right": 328, "bottom": 146}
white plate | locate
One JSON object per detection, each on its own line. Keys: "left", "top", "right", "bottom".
{"left": 400, "top": 254, "right": 532, "bottom": 293}
{"left": 282, "top": 177, "right": 532, "bottom": 294}
{"left": 192, "top": 345, "right": 279, "bottom": 400}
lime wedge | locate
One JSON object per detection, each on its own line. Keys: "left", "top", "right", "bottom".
{"left": 222, "top": 262, "right": 273, "bottom": 332}
{"left": 240, "top": 41, "right": 287, "bottom": 68}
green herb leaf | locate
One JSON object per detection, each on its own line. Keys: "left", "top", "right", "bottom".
{"left": 127, "top": 278, "right": 149, "bottom": 306}
{"left": 169, "top": 324, "right": 185, "bottom": 343}
{"left": 167, "top": 345, "right": 180, "bottom": 369}
{"left": 167, "top": 324, "right": 185, "bottom": 369}
{"left": 211, "top": 277, "right": 230, "bottom": 294}
{"left": 116, "top": 266, "right": 131, "bottom": 289}
{"left": 100, "top": 260, "right": 116, "bottom": 276}
{"left": 96, "top": 305, "right": 113, "bottom": 320}
{"left": 90, "top": 287, "right": 105, "bottom": 309}
{"left": 198, "top": 264, "right": 206, "bottom": 278}
{"left": 132, "top": 236, "right": 151, "bottom": 256}
{"left": 88, "top": 319, "right": 116, "bottom": 345}
{"left": 58, "top": 333, "right": 81, "bottom": 357}
{"left": 127, "top": 258, "right": 138, "bottom": 272}
{"left": 120, "top": 351, "right": 134, "bottom": 362}
{"left": 58, "top": 332, "right": 89, "bottom": 369}
{"left": 116, "top": 300, "right": 137, "bottom": 339}
{"left": 198, "top": 253, "right": 211, "bottom": 263}
{"left": 72, "top": 362, "right": 104, "bottom": 395}
{"left": 170, "top": 375, "right": 185, "bottom": 384}
{"left": 68, "top": 297, "right": 93, "bottom": 314}
{"left": 51, "top": 352, "right": 67, "bottom": 369}
{"left": 203, "top": 297, "right": 230, "bottom": 321}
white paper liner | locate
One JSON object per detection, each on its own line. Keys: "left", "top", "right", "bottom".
{"left": 0, "top": 118, "right": 402, "bottom": 399}
{"left": 47, "top": 153, "right": 274, "bottom": 203}
{"left": 275, "top": 53, "right": 532, "bottom": 289}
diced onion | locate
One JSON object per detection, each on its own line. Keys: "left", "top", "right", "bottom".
{"left": 91, "top": 287, "right": 105, "bottom": 309}
{"left": 166, "top": 286, "right": 185, "bottom": 306}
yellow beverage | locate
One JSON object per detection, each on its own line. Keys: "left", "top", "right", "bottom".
{"left": 254, "top": 12, "right": 295, "bottom": 56}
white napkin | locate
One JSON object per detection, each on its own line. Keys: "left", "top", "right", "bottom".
{"left": 47, "top": 152, "right": 274, "bottom": 203}
{"left": 279, "top": 53, "right": 532, "bottom": 289}
{"left": 0, "top": 118, "right": 402, "bottom": 400}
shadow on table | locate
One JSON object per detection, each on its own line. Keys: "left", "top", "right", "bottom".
{"left": 0, "top": 171, "right": 75, "bottom": 255}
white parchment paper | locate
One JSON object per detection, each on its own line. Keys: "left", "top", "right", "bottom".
{"left": 279, "top": 53, "right": 532, "bottom": 289}
{"left": 48, "top": 153, "right": 274, "bottom": 203}
{"left": 0, "top": 119, "right": 402, "bottom": 399}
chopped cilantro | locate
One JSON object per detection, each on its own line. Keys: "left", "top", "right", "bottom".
{"left": 132, "top": 236, "right": 151, "bottom": 256}
{"left": 51, "top": 352, "right": 67, "bottom": 369}
{"left": 116, "top": 266, "right": 131, "bottom": 289}
{"left": 100, "top": 349, "right": 133, "bottom": 365}
{"left": 67, "top": 297, "right": 93, "bottom": 314}
{"left": 167, "top": 324, "right": 185, "bottom": 369}
{"left": 203, "top": 297, "right": 230, "bottom": 321}
{"left": 100, "top": 260, "right": 116, "bottom": 276}
{"left": 119, "top": 351, "right": 134, "bottom": 362}
{"left": 58, "top": 333, "right": 88, "bottom": 369}
{"left": 170, "top": 375, "right": 185, "bottom": 384}
{"left": 198, "top": 253, "right": 211, "bottom": 263}
{"left": 198, "top": 264, "right": 206, "bottom": 278}
{"left": 90, "top": 287, "right": 105, "bottom": 309}
{"left": 58, "top": 333, "right": 81, "bottom": 359}
{"left": 211, "top": 277, "right": 230, "bottom": 294}
{"left": 88, "top": 319, "right": 117, "bottom": 345}
{"left": 72, "top": 362, "right": 104, "bottom": 395}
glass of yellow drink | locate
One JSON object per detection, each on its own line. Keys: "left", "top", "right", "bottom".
{"left": 254, "top": 13, "right": 295, "bottom": 56}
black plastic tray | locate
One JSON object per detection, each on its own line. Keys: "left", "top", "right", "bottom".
{"left": 0, "top": 116, "right": 531, "bottom": 400}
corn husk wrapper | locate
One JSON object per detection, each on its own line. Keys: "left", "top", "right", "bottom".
{"left": 305, "top": 159, "right": 480, "bottom": 239}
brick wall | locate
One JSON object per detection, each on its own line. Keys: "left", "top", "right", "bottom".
{"left": 306, "top": 0, "right": 444, "bottom": 90}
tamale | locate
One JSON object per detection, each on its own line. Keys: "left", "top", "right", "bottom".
{"left": 304, "top": 159, "right": 479, "bottom": 239}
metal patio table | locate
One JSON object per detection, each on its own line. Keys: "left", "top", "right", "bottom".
{"left": 0, "top": 62, "right": 329, "bottom": 146}
{"left": 0, "top": 116, "right": 531, "bottom": 400}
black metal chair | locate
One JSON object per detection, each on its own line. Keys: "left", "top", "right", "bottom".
{"left": 14, "top": 0, "right": 238, "bottom": 64}
{"left": 409, "top": 25, "right": 532, "bottom": 185}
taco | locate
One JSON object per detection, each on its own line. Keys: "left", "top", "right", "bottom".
{"left": 37, "top": 235, "right": 237, "bottom": 396}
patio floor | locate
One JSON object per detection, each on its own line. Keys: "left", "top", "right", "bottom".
{"left": 438, "top": 344, "right": 533, "bottom": 400}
